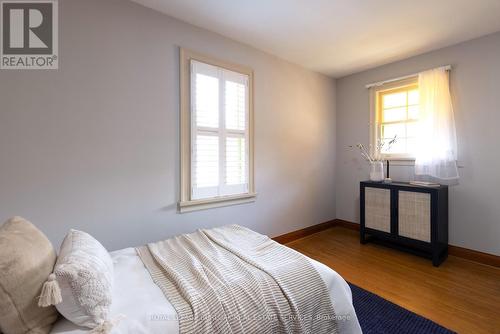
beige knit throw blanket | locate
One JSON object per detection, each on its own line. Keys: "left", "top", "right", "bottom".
{"left": 136, "top": 225, "right": 338, "bottom": 334}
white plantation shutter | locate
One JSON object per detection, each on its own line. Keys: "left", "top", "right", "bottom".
{"left": 191, "top": 60, "right": 249, "bottom": 200}
{"left": 225, "top": 74, "right": 246, "bottom": 131}
{"left": 193, "top": 134, "right": 219, "bottom": 198}
{"left": 225, "top": 137, "right": 246, "bottom": 185}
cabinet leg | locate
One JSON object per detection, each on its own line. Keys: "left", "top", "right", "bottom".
{"left": 432, "top": 248, "right": 440, "bottom": 266}
{"left": 360, "top": 230, "right": 367, "bottom": 244}
{"left": 432, "top": 248, "right": 447, "bottom": 267}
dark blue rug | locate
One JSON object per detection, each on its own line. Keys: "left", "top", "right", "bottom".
{"left": 348, "top": 283, "right": 456, "bottom": 334}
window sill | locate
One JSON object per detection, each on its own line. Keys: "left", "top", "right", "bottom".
{"left": 386, "top": 158, "right": 415, "bottom": 166}
{"left": 178, "top": 192, "right": 257, "bottom": 213}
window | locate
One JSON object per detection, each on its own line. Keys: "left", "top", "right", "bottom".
{"left": 179, "top": 49, "right": 255, "bottom": 212}
{"left": 371, "top": 78, "right": 419, "bottom": 160}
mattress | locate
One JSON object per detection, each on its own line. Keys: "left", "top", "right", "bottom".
{"left": 50, "top": 247, "right": 361, "bottom": 334}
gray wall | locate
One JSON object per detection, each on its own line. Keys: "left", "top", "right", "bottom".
{"left": 336, "top": 32, "right": 500, "bottom": 255}
{"left": 0, "top": 0, "right": 337, "bottom": 250}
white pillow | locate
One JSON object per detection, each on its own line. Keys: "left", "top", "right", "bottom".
{"left": 53, "top": 229, "right": 114, "bottom": 330}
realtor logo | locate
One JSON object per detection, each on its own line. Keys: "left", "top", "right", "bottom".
{"left": 1, "top": 0, "right": 58, "bottom": 69}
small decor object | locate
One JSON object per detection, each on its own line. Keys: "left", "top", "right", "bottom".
{"left": 350, "top": 136, "right": 397, "bottom": 182}
{"left": 370, "top": 161, "right": 385, "bottom": 182}
{"left": 384, "top": 160, "right": 392, "bottom": 183}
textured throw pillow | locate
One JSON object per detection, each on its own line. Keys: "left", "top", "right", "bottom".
{"left": 0, "top": 216, "right": 59, "bottom": 334}
{"left": 50, "top": 229, "right": 114, "bottom": 331}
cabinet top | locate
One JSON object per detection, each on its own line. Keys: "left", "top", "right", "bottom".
{"left": 361, "top": 180, "right": 448, "bottom": 190}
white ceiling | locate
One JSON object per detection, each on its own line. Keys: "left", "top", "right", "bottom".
{"left": 131, "top": 0, "right": 500, "bottom": 77}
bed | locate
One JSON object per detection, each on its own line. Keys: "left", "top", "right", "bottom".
{"left": 50, "top": 246, "right": 362, "bottom": 334}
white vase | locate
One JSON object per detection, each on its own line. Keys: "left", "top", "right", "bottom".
{"left": 370, "top": 161, "right": 385, "bottom": 182}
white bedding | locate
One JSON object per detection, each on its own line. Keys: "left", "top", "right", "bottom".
{"left": 51, "top": 247, "right": 361, "bottom": 334}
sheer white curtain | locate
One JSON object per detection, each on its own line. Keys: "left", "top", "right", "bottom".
{"left": 415, "top": 68, "right": 459, "bottom": 181}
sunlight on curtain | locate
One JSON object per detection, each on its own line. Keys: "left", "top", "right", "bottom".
{"left": 415, "top": 68, "right": 459, "bottom": 181}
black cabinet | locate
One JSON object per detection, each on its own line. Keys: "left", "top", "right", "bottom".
{"left": 360, "top": 181, "right": 448, "bottom": 266}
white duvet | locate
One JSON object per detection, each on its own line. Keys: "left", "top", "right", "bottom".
{"left": 51, "top": 247, "right": 361, "bottom": 334}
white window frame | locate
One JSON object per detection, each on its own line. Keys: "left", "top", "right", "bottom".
{"left": 370, "top": 77, "right": 418, "bottom": 162}
{"left": 179, "top": 48, "right": 255, "bottom": 213}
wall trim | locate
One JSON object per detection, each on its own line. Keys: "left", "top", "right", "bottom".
{"left": 272, "top": 220, "right": 337, "bottom": 244}
{"left": 447, "top": 244, "right": 500, "bottom": 268}
{"left": 272, "top": 219, "right": 500, "bottom": 268}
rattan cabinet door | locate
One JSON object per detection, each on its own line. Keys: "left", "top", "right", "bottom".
{"left": 398, "top": 191, "right": 431, "bottom": 242}
{"left": 365, "top": 187, "right": 391, "bottom": 233}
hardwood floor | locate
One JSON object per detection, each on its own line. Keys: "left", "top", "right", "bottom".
{"left": 286, "top": 227, "right": 500, "bottom": 334}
